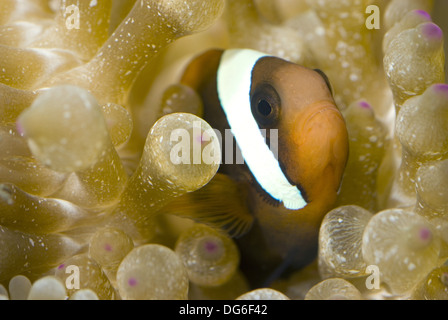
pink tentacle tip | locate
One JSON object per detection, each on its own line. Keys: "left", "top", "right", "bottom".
{"left": 433, "top": 83, "right": 448, "bottom": 92}
{"left": 358, "top": 101, "right": 372, "bottom": 110}
{"left": 432, "top": 84, "right": 448, "bottom": 98}
{"left": 58, "top": 264, "right": 65, "bottom": 270}
{"left": 413, "top": 10, "right": 431, "bottom": 21}
{"left": 128, "top": 277, "right": 138, "bottom": 287}
{"left": 204, "top": 240, "right": 218, "bottom": 253}
{"left": 16, "top": 120, "right": 25, "bottom": 136}
{"left": 196, "top": 131, "right": 210, "bottom": 145}
{"left": 419, "top": 227, "right": 432, "bottom": 242}
{"left": 104, "top": 243, "right": 113, "bottom": 252}
{"left": 422, "top": 23, "right": 443, "bottom": 40}
{"left": 195, "top": 134, "right": 204, "bottom": 144}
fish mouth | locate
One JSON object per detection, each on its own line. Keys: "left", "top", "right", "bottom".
{"left": 279, "top": 101, "right": 346, "bottom": 203}
{"left": 305, "top": 102, "right": 342, "bottom": 124}
{"left": 278, "top": 159, "right": 309, "bottom": 203}
{"left": 248, "top": 102, "right": 343, "bottom": 211}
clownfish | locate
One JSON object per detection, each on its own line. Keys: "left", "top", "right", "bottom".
{"left": 161, "top": 49, "right": 349, "bottom": 286}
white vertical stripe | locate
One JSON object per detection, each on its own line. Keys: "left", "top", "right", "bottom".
{"left": 217, "top": 49, "right": 307, "bottom": 210}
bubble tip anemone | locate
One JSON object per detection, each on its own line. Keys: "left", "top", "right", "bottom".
{"left": 414, "top": 9, "right": 432, "bottom": 21}
{"left": 432, "top": 83, "right": 448, "bottom": 96}
{"left": 15, "top": 119, "right": 25, "bottom": 137}
{"left": 358, "top": 100, "right": 372, "bottom": 110}
{"left": 422, "top": 22, "right": 443, "bottom": 40}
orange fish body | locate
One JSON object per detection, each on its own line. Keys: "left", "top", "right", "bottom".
{"left": 174, "top": 49, "right": 348, "bottom": 285}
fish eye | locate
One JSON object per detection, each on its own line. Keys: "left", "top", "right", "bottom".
{"left": 257, "top": 99, "right": 272, "bottom": 116}
{"left": 250, "top": 83, "right": 281, "bottom": 127}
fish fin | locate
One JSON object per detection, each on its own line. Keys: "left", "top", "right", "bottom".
{"left": 158, "top": 173, "right": 254, "bottom": 238}
{"left": 252, "top": 180, "right": 282, "bottom": 208}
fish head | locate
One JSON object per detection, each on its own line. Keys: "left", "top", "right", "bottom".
{"left": 250, "top": 57, "right": 349, "bottom": 210}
